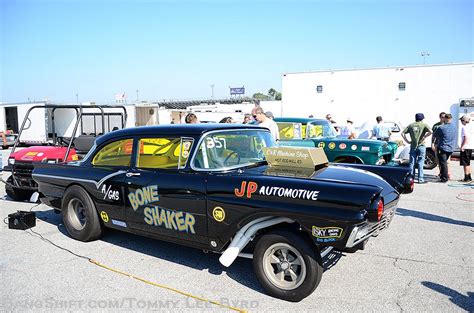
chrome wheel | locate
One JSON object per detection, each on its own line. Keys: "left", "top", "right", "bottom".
{"left": 67, "top": 199, "right": 87, "bottom": 230}
{"left": 262, "top": 243, "right": 307, "bottom": 290}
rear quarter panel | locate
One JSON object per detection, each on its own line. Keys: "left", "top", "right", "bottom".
{"left": 205, "top": 169, "right": 383, "bottom": 250}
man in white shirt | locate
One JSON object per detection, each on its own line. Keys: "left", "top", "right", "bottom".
{"left": 254, "top": 107, "right": 279, "bottom": 141}
{"left": 340, "top": 118, "right": 357, "bottom": 139}
{"left": 459, "top": 114, "right": 473, "bottom": 182}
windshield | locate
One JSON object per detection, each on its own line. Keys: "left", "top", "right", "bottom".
{"left": 306, "top": 121, "right": 337, "bottom": 138}
{"left": 193, "top": 129, "right": 274, "bottom": 170}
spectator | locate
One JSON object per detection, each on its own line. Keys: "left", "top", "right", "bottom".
{"left": 1, "top": 131, "right": 7, "bottom": 149}
{"left": 371, "top": 116, "right": 391, "bottom": 141}
{"left": 242, "top": 114, "right": 252, "bottom": 124}
{"left": 432, "top": 112, "right": 446, "bottom": 133}
{"left": 254, "top": 107, "right": 279, "bottom": 141}
{"left": 340, "top": 118, "right": 357, "bottom": 139}
{"left": 325, "top": 114, "right": 336, "bottom": 123}
{"left": 265, "top": 111, "right": 274, "bottom": 120}
{"left": 431, "top": 112, "right": 446, "bottom": 176}
{"left": 401, "top": 113, "right": 432, "bottom": 184}
{"left": 219, "top": 116, "right": 233, "bottom": 124}
{"left": 185, "top": 113, "right": 199, "bottom": 124}
{"left": 325, "top": 114, "right": 340, "bottom": 133}
{"left": 433, "top": 114, "right": 456, "bottom": 183}
{"left": 459, "top": 114, "right": 473, "bottom": 182}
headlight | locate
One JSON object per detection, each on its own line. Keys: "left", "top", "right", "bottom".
{"left": 8, "top": 158, "right": 15, "bottom": 165}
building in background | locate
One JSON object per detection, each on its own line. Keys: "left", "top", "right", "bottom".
{"left": 281, "top": 63, "right": 473, "bottom": 128}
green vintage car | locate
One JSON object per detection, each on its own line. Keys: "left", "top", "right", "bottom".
{"left": 275, "top": 117, "right": 398, "bottom": 165}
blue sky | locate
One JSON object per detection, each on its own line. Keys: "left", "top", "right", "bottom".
{"left": 1, "top": 0, "right": 472, "bottom": 103}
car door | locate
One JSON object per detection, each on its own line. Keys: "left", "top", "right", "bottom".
{"left": 85, "top": 137, "right": 134, "bottom": 227}
{"left": 124, "top": 136, "right": 208, "bottom": 245}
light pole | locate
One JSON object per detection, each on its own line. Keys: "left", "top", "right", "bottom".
{"left": 420, "top": 51, "right": 430, "bottom": 64}
{"left": 136, "top": 89, "right": 139, "bottom": 102}
{"left": 76, "top": 93, "right": 79, "bottom": 104}
{"left": 210, "top": 84, "right": 214, "bottom": 99}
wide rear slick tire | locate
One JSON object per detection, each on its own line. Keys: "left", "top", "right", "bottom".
{"left": 253, "top": 230, "right": 323, "bottom": 302}
{"left": 62, "top": 185, "right": 102, "bottom": 242}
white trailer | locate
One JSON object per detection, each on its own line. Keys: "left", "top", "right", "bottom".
{"left": 281, "top": 63, "right": 474, "bottom": 129}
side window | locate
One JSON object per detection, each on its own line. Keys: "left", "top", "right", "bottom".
{"left": 277, "top": 122, "right": 302, "bottom": 139}
{"left": 92, "top": 139, "right": 133, "bottom": 167}
{"left": 137, "top": 137, "right": 193, "bottom": 169}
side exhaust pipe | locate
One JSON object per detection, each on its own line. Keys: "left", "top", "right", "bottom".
{"left": 219, "top": 217, "right": 294, "bottom": 267}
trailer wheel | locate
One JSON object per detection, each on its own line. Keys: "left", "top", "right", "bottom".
{"left": 62, "top": 185, "right": 102, "bottom": 242}
{"left": 5, "top": 176, "right": 34, "bottom": 201}
{"left": 253, "top": 230, "right": 323, "bottom": 302}
{"left": 424, "top": 148, "right": 437, "bottom": 170}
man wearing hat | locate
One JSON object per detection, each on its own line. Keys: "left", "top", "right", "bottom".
{"left": 402, "top": 113, "right": 432, "bottom": 183}
{"left": 459, "top": 114, "right": 473, "bottom": 182}
{"left": 433, "top": 114, "right": 457, "bottom": 183}
{"left": 340, "top": 118, "right": 357, "bottom": 139}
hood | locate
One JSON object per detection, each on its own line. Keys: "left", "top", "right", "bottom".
{"left": 9, "top": 146, "right": 78, "bottom": 162}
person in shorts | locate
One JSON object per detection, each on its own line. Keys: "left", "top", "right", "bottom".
{"left": 459, "top": 114, "right": 473, "bottom": 182}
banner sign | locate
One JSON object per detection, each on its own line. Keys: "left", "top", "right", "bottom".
{"left": 230, "top": 87, "right": 245, "bottom": 95}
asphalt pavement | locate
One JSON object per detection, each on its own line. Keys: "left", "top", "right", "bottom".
{"left": 0, "top": 152, "right": 473, "bottom": 312}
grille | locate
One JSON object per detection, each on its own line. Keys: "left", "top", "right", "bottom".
{"left": 12, "top": 162, "right": 37, "bottom": 188}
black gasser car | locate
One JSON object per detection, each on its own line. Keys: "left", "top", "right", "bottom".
{"left": 32, "top": 124, "right": 413, "bottom": 302}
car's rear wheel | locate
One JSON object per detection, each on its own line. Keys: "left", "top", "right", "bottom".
{"left": 62, "top": 185, "right": 102, "bottom": 242}
{"left": 253, "top": 230, "right": 323, "bottom": 302}
{"left": 424, "top": 148, "right": 437, "bottom": 170}
{"left": 5, "top": 176, "right": 34, "bottom": 201}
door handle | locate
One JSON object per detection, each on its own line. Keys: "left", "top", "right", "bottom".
{"left": 126, "top": 172, "right": 141, "bottom": 177}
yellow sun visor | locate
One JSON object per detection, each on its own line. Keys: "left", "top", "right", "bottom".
{"left": 263, "top": 146, "right": 328, "bottom": 169}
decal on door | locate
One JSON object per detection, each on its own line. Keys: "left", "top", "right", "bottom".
{"left": 101, "top": 184, "right": 120, "bottom": 201}
{"left": 143, "top": 206, "right": 196, "bottom": 234}
{"left": 128, "top": 185, "right": 160, "bottom": 211}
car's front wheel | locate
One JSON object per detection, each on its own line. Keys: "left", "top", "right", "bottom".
{"left": 62, "top": 185, "right": 102, "bottom": 242}
{"left": 253, "top": 230, "right": 323, "bottom": 302}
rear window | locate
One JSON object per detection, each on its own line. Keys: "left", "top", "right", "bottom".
{"left": 92, "top": 139, "right": 133, "bottom": 167}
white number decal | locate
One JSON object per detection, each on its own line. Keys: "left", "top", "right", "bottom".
{"left": 206, "top": 137, "right": 226, "bottom": 149}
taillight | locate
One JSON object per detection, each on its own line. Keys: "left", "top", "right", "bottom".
{"left": 377, "top": 199, "right": 384, "bottom": 221}
{"left": 410, "top": 177, "right": 414, "bottom": 192}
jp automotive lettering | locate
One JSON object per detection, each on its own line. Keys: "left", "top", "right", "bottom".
{"left": 260, "top": 186, "right": 320, "bottom": 201}
{"left": 234, "top": 181, "right": 320, "bottom": 201}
